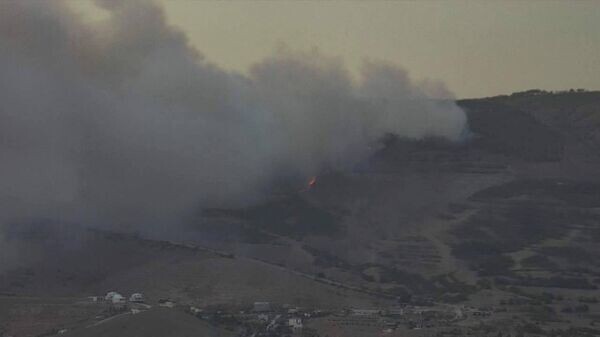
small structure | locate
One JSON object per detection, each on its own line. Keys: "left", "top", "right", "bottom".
{"left": 111, "top": 294, "right": 126, "bottom": 305}
{"left": 385, "top": 307, "right": 404, "bottom": 317}
{"left": 129, "top": 293, "right": 144, "bottom": 303}
{"left": 105, "top": 291, "right": 120, "bottom": 301}
{"left": 159, "top": 299, "right": 175, "bottom": 308}
{"left": 351, "top": 309, "right": 381, "bottom": 316}
{"left": 111, "top": 294, "right": 126, "bottom": 309}
{"left": 382, "top": 327, "right": 394, "bottom": 334}
{"left": 472, "top": 310, "right": 491, "bottom": 317}
{"left": 190, "top": 306, "right": 203, "bottom": 315}
{"left": 105, "top": 292, "right": 126, "bottom": 310}
{"left": 253, "top": 302, "right": 272, "bottom": 312}
{"left": 288, "top": 317, "right": 303, "bottom": 330}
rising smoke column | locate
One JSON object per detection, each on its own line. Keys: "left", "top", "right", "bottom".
{"left": 0, "top": 0, "right": 467, "bottom": 232}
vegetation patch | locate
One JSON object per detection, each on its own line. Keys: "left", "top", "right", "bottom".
{"left": 520, "top": 254, "right": 559, "bottom": 270}
{"left": 496, "top": 275, "right": 597, "bottom": 289}
{"left": 458, "top": 99, "right": 564, "bottom": 161}
{"left": 471, "top": 179, "right": 600, "bottom": 208}
{"left": 203, "top": 195, "right": 343, "bottom": 239}
{"left": 537, "top": 246, "right": 595, "bottom": 265}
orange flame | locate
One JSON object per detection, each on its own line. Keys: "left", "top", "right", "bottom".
{"left": 308, "top": 176, "right": 317, "bottom": 188}
{"left": 299, "top": 176, "right": 317, "bottom": 193}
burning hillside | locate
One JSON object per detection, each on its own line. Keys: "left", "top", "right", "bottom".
{"left": 0, "top": 0, "right": 467, "bottom": 238}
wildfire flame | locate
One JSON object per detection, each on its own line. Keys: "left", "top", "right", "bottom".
{"left": 299, "top": 176, "right": 317, "bottom": 193}
{"left": 308, "top": 176, "right": 317, "bottom": 189}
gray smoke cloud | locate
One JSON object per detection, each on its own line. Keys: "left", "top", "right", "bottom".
{"left": 0, "top": 0, "right": 467, "bottom": 233}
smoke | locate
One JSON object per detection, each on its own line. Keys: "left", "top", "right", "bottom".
{"left": 0, "top": 0, "right": 467, "bottom": 232}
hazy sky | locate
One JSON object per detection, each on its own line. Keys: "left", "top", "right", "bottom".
{"left": 72, "top": 0, "right": 600, "bottom": 98}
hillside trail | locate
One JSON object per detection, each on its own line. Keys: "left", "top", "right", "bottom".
{"left": 419, "top": 209, "right": 479, "bottom": 284}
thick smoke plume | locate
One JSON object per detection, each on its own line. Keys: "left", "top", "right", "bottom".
{"left": 0, "top": 0, "right": 467, "bottom": 232}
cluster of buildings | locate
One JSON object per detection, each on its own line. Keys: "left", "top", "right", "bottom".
{"left": 83, "top": 292, "right": 495, "bottom": 336}
{"left": 180, "top": 301, "right": 497, "bottom": 336}
{"left": 88, "top": 291, "right": 145, "bottom": 311}
{"left": 186, "top": 301, "right": 326, "bottom": 336}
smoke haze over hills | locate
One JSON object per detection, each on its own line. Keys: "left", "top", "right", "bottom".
{"left": 0, "top": 0, "right": 466, "bottom": 232}
{"left": 6, "top": 3, "right": 600, "bottom": 336}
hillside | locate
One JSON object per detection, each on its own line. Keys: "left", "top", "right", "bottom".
{"left": 3, "top": 91, "right": 600, "bottom": 337}
{"left": 194, "top": 93, "right": 600, "bottom": 293}
{"left": 60, "top": 308, "right": 233, "bottom": 337}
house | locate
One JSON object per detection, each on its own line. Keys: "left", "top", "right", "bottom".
{"left": 288, "top": 317, "right": 303, "bottom": 330}
{"left": 105, "top": 291, "right": 120, "bottom": 301}
{"left": 111, "top": 294, "right": 126, "bottom": 305}
{"left": 105, "top": 292, "right": 126, "bottom": 306}
{"left": 351, "top": 309, "right": 381, "bottom": 316}
{"left": 472, "top": 310, "right": 491, "bottom": 317}
{"left": 190, "top": 306, "right": 203, "bottom": 315}
{"left": 385, "top": 307, "right": 404, "bottom": 316}
{"left": 104, "top": 292, "right": 126, "bottom": 310}
{"left": 159, "top": 299, "right": 175, "bottom": 308}
{"left": 129, "top": 293, "right": 144, "bottom": 303}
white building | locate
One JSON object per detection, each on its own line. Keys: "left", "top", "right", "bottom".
{"left": 351, "top": 309, "right": 381, "bottom": 316}
{"left": 190, "top": 306, "right": 203, "bottom": 315}
{"left": 159, "top": 299, "right": 175, "bottom": 308}
{"left": 105, "top": 292, "right": 126, "bottom": 310}
{"left": 288, "top": 317, "right": 303, "bottom": 330}
{"left": 129, "top": 293, "right": 144, "bottom": 303}
{"left": 111, "top": 294, "right": 126, "bottom": 305}
{"left": 105, "top": 291, "right": 119, "bottom": 302}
